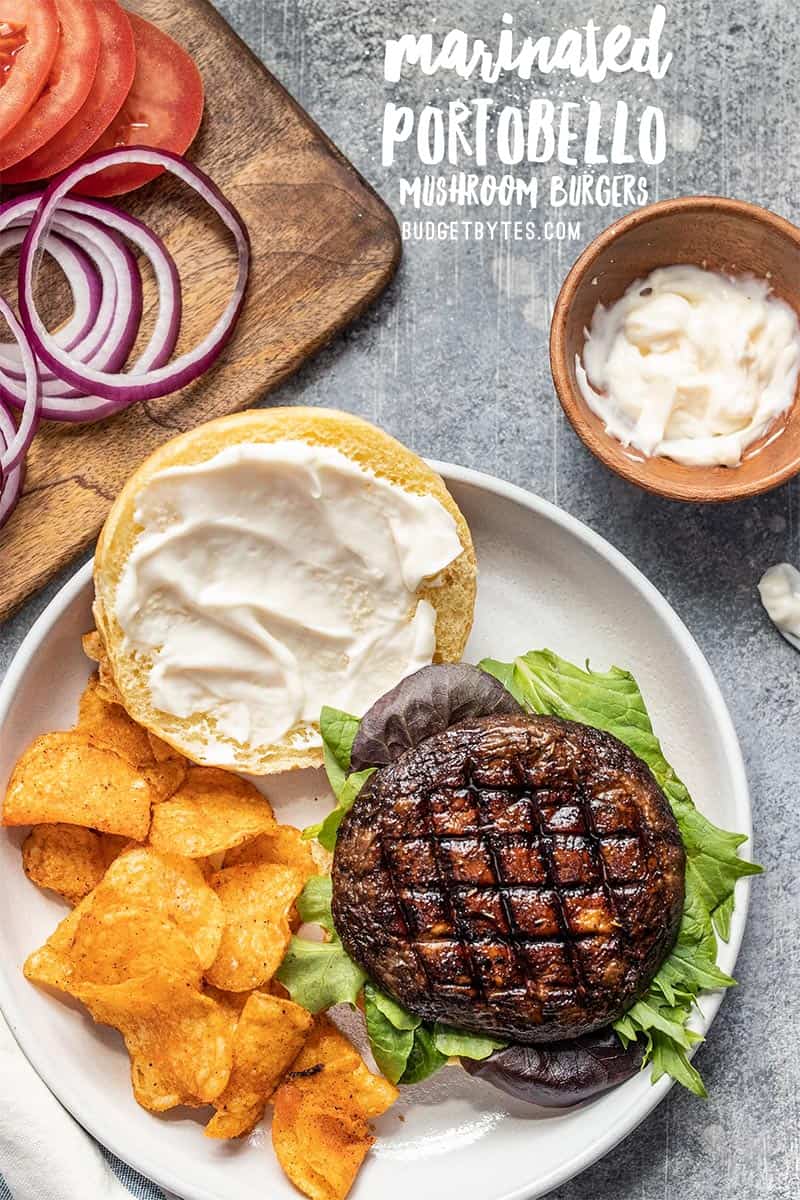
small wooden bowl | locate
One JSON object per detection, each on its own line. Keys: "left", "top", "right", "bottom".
{"left": 550, "top": 196, "right": 800, "bottom": 502}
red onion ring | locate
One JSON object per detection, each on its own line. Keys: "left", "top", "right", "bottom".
{"left": 0, "top": 228, "right": 101, "bottom": 358}
{"left": 20, "top": 147, "right": 249, "bottom": 404}
{"left": 29, "top": 207, "right": 179, "bottom": 420}
{"left": 0, "top": 193, "right": 181, "bottom": 421}
{"left": 0, "top": 304, "right": 39, "bottom": 475}
{"left": 37, "top": 216, "right": 142, "bottom": 384}
{"left": 0, "top": 401, "right": 25, "bottom": 530}
{"left": 0, "top": 216, "right": 139, "bottom": 391}
{"left": 62, "top": 201, "right": 183, "bottom": 375}
{"left": 0, "top": 195, "right": 127, "bottom": 397}
{"left": 0, "top": 149, "right": 248, "bottom": 530}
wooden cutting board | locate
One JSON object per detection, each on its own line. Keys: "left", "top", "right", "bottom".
{"left": 0, "top": 0, "right": 400, "bottom": 621}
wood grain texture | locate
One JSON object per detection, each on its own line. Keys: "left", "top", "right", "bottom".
{"left": 0, "top": 0, "right": 401, "bottom": 621}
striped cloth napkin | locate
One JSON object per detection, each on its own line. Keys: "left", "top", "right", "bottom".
{"left": 0, "top": 1012, "right": 173, "bottom": 1200}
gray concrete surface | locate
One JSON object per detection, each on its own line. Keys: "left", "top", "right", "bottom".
{"left": 1, "top": 2, "right": 797, "bottom": 1198}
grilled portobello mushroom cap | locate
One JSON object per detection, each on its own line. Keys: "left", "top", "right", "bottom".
{"left": 332, "top": 713, "right": 685, "bottom": 1044}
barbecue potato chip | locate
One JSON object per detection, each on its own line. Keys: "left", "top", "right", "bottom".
{"left": 82, "top": 631, "right": 123, "bottom": 705}
{"left": 147, "top": 730, "right": 181, "bottom": 763}
{"left": 82, "top": 630, "right": 105, "bottom": 663}
{"left": 99, "top": 833, "right": 135, "bottom": 868}
{"left": 224, "top": 824, "right": 316, "bottom": 882}
{"left": 203, "top": 984, "right": 252, "bottom": 1021}
{"left": 206, "top": 1107, "right": 261, "bottom": 1141}
{"left": 149, "top": 768, "right": 275, "bottom": 859}
{"left": 271, "top": 1016, "right": 398, "bottom": 1200}
{"left": 24, "top": 900, "right": 86, "bottom": 991}
{"left": 206, "top": 991, "right": 313, "bottom": 1139}
{"left": 205, "top": 863, "right": 304, "bottom": 992}
{"left": 78, "top": 908, "right": 201, "bottom": 986}
{"left": 3, "top": 731, "right": 152, "bottom": 840}
{"left": 25, "top": 906, "right": 202, "bottom": 996}
{"left": 22, "top": 824, "right": 106, "bottom": 905}
{"left": 78, "top": 675, "right": 153, "bottom": 766}
{"left": 77, "top": 971, "right": 233, "bottom": 1111}
{"left": 25, "top": 846, "right": 222, "bottom": 981}
{"left": 94, "top": 848, "right": 225, "bottom": 969}
{"left": 78, "top": 676, "right": 186, "bottom": 802}
{"left": 198, "top": 852, "right": 227, "bottom": 879}
{"left": 141, "top": 760, "right": 187, "bottom": 804}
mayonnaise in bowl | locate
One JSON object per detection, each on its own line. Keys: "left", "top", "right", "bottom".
{"left": 576, "top": 264, "right": 800, "bottom": 468}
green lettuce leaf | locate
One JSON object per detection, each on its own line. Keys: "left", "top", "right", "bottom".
{"left": 362, "top": 985, "right": 456, "bottom": 1086}
{"left": 432, "top": 1024, "right": 507, "bottom": 1061}
{"left": 364, "top": 984, "right": 420, "bottom": 1083}
{"left": 303, "top": 707, "right": 375, "bottom": 850}
{"left": 276, "top": 875, "right": 366, "bottom": 1012}
{"left": 296, "top": 874, "right": 336, "bottom": 935}
{"left": 362, "top": 986, "right": 507, "bottom": 1084}
{"left": 368, "top": 986, "right": 421, "bottom": 1031}
{"left": 303, "top": 767, "right": 376, "bottom": 852}
{"left": 481, "top": 649, "right": 761, "bottom": 1097}
{"left": 649, "top": 1030, "right": 708, "bottom": 1098}
{"left": 712, "top": 892, "right": 736, "bottom": 944}
{"left": 319, "top": 706, "right": 360, "bottom": 798}
{"left": 275, "top": 936, "right": 366, "bottom": 1013}
{"left": 399, "top": 1025, "right": 448, "bottom": 1085}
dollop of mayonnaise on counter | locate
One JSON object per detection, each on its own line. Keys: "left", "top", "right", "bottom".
{"left": 576, "top": 265, "right": 800, "bottom": 467}
{"left": 115, "top": 440, "right": 464, "bottom": 755}
{"left": 758, "top": 562, "right": 800, "bottom": 639}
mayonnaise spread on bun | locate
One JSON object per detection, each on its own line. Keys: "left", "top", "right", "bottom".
{"left": 114, "top": 440, "right": 463, "bottom": 758}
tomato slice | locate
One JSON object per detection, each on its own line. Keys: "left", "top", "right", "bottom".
{"left": 0, "top": 0, "right": 59, "bottom": 142}
{"left": 73, "top": 12, "right": 204, "bottom": 198}
{"left": 0, "top": 0, "right": 100, "bottom": 171}
{"left": 2, "top": 0, "right": 134, "bottom": 185}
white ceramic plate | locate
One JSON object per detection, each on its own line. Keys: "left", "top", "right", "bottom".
{"left": 0, "top": 463, "right": 753, "bottom": 1200}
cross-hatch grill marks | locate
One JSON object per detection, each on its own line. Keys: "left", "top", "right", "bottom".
{"left": 332, "top": 715, "right": 685, "bottom": 1044}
